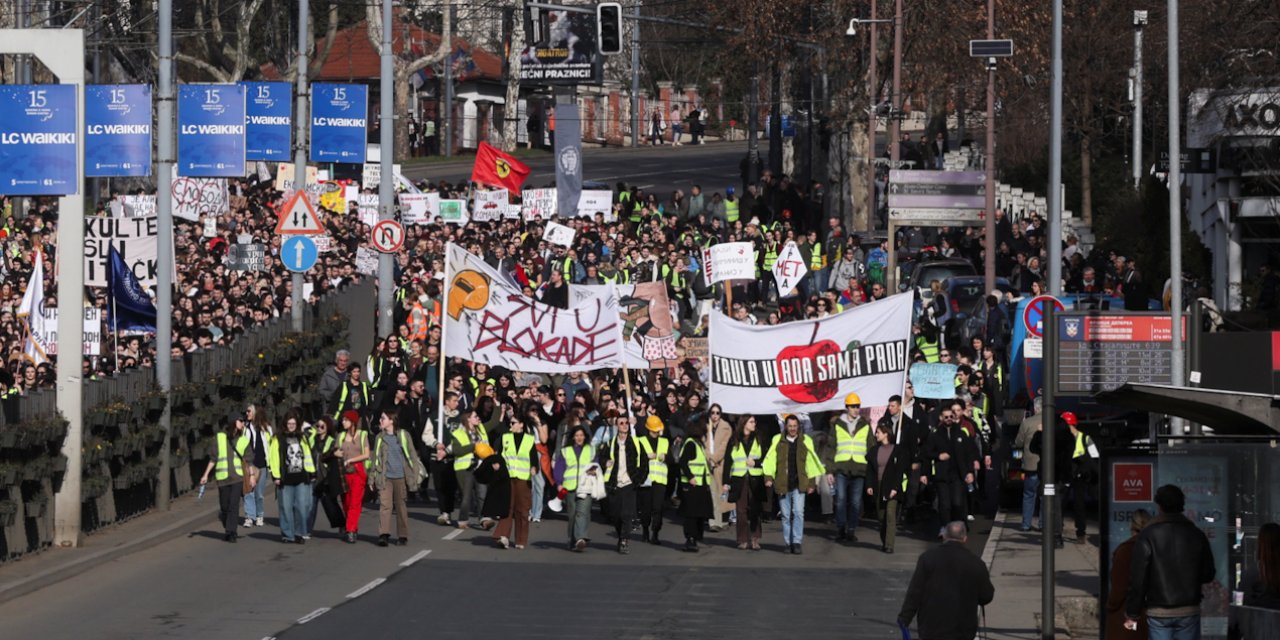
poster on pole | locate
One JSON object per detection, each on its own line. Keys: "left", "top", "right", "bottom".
{"left": 85, "top": 84, "right": 152, "bottom": 177}
{"left": 445, "top": 243, "right": 624, "bottom": 372}
{"left": 0, "top": 84, "right": 79, "bottom": 195}
{"left": 399, "top": 192, "right": 439, "bottom": 224}
{"left": 355, "top": 247, "right": 379, "bottom": 276}
{"left": 177, "top": 84, "right": 246, "bottom": 177}
{"left": 702, "top": 242, "right": 757, "bottom": 286}
{"left": 554, "top": 104, "right": 582, "bottom": 221}
{"left": 24, "top": 308, "right": 103, "bottom": 357}
{"left": 576, "top": 189, "right": 614, "bottom": 221}
{"left": 310, "top": 84, "right": 368, "bottom": 163}
{"left": 241, "top": 81, "right": 292, "bottom": 162}
{"left": 543, "top": 220, "right": 575, "bottom": 247}
{"left": 472, "top": 189, "right": 508, "bottom": 222}
{"left": 171, "top": 167, "right": 229, "bottom": 222}
{"left": 908, "top": 362, "right": 960, "bottom": 400}
{"left": 771, "top": 241, "right": 808, "bottom": 296}
{"left": 110, "top": 195, "right": 157, "bottom": 219}
{"left": 440, "top": 199, "right": 467, "bottom": 224}
{"left": 362, "top": 162, "right": 402, "bottom": 190}
{"left": 709, "top": 292, "right": 913, "bottom": 412}
{"left": 521, "top": 188, "right": 557, "bottom": 220}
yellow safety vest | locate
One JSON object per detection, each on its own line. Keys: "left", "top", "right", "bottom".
{"left": 268, "top": 433, "right": 317, "bottom": 479}
{"left": 810, "top": 242, "right": 824, "bottom": 270}
{"left": 452, "top": 427, "right": 489, "bottom": 471}
{"left": 681, "top": 440, "right": 710, "bottom": 485}
{"left": 502, "top": 432, "right": 535, "bottom": 481}
{"left": 763, "top": 243, "right": 778, "bottom": 271}
{"left": 636, "top": 436, "right": 669, "bottom": 484}
{"left": 834, "top": 422, "right": 870, "bottom": 464}
{"left": 730, "top": 440, "right": 764, "bottom": 478}
{"left": 1072, "top": 432, "right": 1094, "bottom": 459}
{"left": 916, "top": 336, "right": 940, "bottom": 363}
{"left": 214, "top": 432, "right": 250, "bottom": 481}
{"left": 560, "top": 445, "right": 595, "bottom": 491}
{"left": 602, "top": 269, "right": 630, "bottom": 285}
{"left": 333, "top": 382, "right": 372, "bottom": 419}
{"left": 373, "top": 430, "right": 417, "bottom": 474}
{"left": 725, "top": 198, "right": 740, "bottom": 223}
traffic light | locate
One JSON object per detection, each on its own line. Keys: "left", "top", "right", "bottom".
{"left": 597, "top": 2, "right": 623, "bottom": 56}
{"left": 523, "top": 2, "right": 545, "bottom": 46}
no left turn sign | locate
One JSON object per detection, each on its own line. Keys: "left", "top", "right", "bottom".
{"left": 371, "top": 219, "right": 405, "bottom": 253}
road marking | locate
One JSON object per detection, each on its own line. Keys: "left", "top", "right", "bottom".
{"left": 346, "top": 577, "right": 386, "bottom": 599}
{"left": 443, "top": 528, "right": 464, "bottom": 540}
{"left": 296, "top": 608, "right": 329, "bottom": 624}
{"left": 400, "top": 549, "right": 432, "bottom": 567}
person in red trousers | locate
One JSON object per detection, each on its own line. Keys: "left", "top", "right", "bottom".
{"left": 334, "top": 411, "right": 370, "bottom": 543}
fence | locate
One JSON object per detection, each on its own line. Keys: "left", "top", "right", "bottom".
{"left": 0, "top": 279, "right": 375, "bottom": 560}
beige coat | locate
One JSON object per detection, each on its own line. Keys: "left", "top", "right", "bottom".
{"left": 706, "top": 417, "right": 734, "bottom": 519}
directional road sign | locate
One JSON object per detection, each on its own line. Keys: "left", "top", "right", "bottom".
{"left": 371, "top": 219, "right": 405, "bottom": 253}
{"left": 1023, "top": 294, "right": 1064, "bottom": 338}
{"left": 275, "top": 190, "right": 325, "bottom": 235}
{"left": 887, "top": 170, "right": 987, "bottom": 210}
{"left": 969, "top": 39, "right": 1014, "bottom": 57}
{"left": 281, "top": 235, "right": 319, "bottom": 273}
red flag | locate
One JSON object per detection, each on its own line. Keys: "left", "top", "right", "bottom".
{"left": 471, "top": 141, "right": 531, "bottom": 193}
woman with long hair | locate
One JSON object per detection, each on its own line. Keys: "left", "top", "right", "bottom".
{"left": 334, "top": 410, "right": 370, "bottom": 543}
{"left": 553, "top": 424, "right": 597, "bottom": 552}
{"left": 677, "top": 420, "right": 714, "bottom": 552}
{"left": 722, "top": 415, "right": 765, "bottom": 550}
{"left": 866, "top": 422, "right": 910, "bottom": 554}
{"left": 1244, "top": 522, "right": 1280, "bottom": 607}
{"left": 199, "top": 412, "right": 254, "bottom": 542}
{"left": 306, "top": 417, "right": 345, "bottom": 537}
{"left": 242, "top": 403, "right": 272, "bottom": 528}
{"left": 493, "top": 415, "right": 539, "bottom": 549}
{"left": 268, "top": 409, "right": 315, "bottom": 544}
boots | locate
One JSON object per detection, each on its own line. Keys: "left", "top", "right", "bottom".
{"left": 683, "top": 537, "right": 698, "bottom": 553}
{"left": 650, "top": 527, "right": 662, "bottom": 545}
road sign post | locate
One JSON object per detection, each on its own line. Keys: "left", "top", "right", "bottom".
{"left": 371, "top": 219, "right": 405, "bottom": 253}
{"left": 1023, "top": 294, "right": 1065, "bottom": 338}
{"left": 282, "top": 236, "right": 319, "bottom": 273}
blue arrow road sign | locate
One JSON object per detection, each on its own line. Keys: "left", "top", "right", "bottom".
{"left": 281, "top": 236, "right": 318, "bottom": 273}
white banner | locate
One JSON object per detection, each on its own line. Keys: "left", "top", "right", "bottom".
{"left": 709, "top": 292, "right": 913, "bottom": 413}
{"left": 171, "top": 172, "right": 228, "bottom": 222}
{"left": 110, "top": 195, "right": 157, "bottom": 219}
{"left": 503, "top": 203, "right": 522, "bottom": 219}
{"left": 400, "top": 192, "right": 439, "bottom": 224}
{"left": 445, "top": 243, "right": 624, "bottom": 372}
{"left": 574, "top": 282, "right": 679, "bottom": 369}
{"left": 521, "top": 188, "right": 556, "bottom": 220}
{"left": 771, "top": 241, "right": 808, "bottom": 296}
{"left": 358, "top": 193, "right": 379, "bottom": 226}
{"left": 355, "top": 247, "right": 379, "bottom": 275}
{"left": 472, "top": 189, "right": 508, "bottom": 222}
{"left": 84, "top": 216, "right": 171, "bottom": 288}
{"left": 22, "top": 307, "right": 103, "bottom": 357}
{"left": 362, "top": 162, "right": 401, "bottom": 190}
{"left": 544, "top": 220, "right": 575, "bottom": 247}
{"left": 702, "top": 242, "right": 757, "bottom": 286}
{"left": 576, "top": 189, "right": 614, "bottom": 221}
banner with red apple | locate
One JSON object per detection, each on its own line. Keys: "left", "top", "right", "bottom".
{"left": 709, "top": 292, "right": 913, "bottom": 412}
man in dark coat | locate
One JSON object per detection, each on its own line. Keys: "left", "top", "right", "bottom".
{"left": 1030, "top": 412, "right": 1075, "bottom": 548}
{"left": 1124, "top": 484, "right": 1216, "bottom": 638}
{"left": 898, "top": 521, "right": 995, "bottom": 640}
{"left": 600, "top": 417, "right": 647, "bottom": 554}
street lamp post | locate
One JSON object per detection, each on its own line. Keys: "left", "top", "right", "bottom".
{"left": 847, "top": 15, "right": 895, "bottom": 232}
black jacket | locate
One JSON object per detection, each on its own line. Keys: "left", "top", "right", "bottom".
{"left": 899, "top": 541, "right": 995, "bottom": 639}
{"left": 925, "top": 425, "right": 979, "bottom": 483}
{"left": 1125, "top": 513, "right": 1215, "bottom": 618}
{"left": 600, "top": 435, "right": 647, "bottom": 489}
{"left": 1029, "top": 425, "right": 1073, "bottom": 480}
{"left": 866, "top": 442, "right": 911, "bottom": 504}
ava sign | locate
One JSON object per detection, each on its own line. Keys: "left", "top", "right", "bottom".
{"left": 771, "top": 241, "right": 808, "bottom": 296}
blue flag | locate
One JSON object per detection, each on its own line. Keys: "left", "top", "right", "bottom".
{"left": 107, "top": 243, "right": 158, "bottom": 332}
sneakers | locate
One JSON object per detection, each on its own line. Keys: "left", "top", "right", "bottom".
{"left": 243, "top": 517, "right": 254, "bottom": 527}
{"left": 255, "top": 517, "right": 265, "bottom": 527}
{"left": 378, "top": 534, "right": 390, "bottom": 547}
{"left": 575, "top": 538, "right": 587, "bottom": 552}
{"left": 345, "top": 532, "right": 357, "bottom": 544}
{"left": 498, "top": 536, "right": 510, "bottom": 549}
{"left": 457, "top": 522, "right": 469, "bottom": 530}
{"left": 793, "top": 544, "right": 803, "bottom": 555}
{"left": 966, "top": 515, "right": 975, "bottom": 522}
{"left": 480, "top": 518, "right": 495, "bottom": 530}
{"left": 436, "top": 513, "right": 451, "bottom": 526}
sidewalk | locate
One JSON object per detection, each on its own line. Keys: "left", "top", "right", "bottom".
{"left": 0, "top": 490, "right": 225, "bottom": 605}
{"left": 981, "top": 509, "right": 1102, "bottom": 639}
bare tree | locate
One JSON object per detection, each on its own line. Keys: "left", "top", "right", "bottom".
{"left": 367, "top": 0, "right": 452, "bottom": 159}
{"left": 173, "top": 0, "right": 269, "bottom": 82}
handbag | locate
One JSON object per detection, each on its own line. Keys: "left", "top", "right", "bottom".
{"left": 241, "top": 456, "right": 254, "bottom": 494}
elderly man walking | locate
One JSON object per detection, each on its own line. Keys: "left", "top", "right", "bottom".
{"left": 898, "top": 521, "right": 995, "bottom": 640}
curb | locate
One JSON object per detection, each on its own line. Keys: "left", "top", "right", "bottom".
{"left": 0, "top": 498, "right": 218, "bottom": 606}
{"left": 981, "top": 507, "right": 1005, "bottom": 571}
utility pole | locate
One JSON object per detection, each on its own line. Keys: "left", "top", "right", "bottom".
{"left": 1167, "top": 0, "right": 1186, "bottom": 432}
{"left": 377, "top": 0, "right": 395, "bottom": 338}
{"left": 291, "top": 0, "right": 309, "bottom": 333}
{"left": 630, "top": 1, "right": 640, "bottom": 149}
{"left": 1046, "top": 0, "right": 1063, "bottom": 297}
{"left": 866, "top": 0, "right": 878, "bottom": 232}
{"left": 983, "top": 0, "right": 997, "bottom": 293}
{"left": 746, "top": 69, "right": 760, "bottom": 188}
{"left": 1132, "top": 11, "right": 1146, "bottom": 189}
{"left": 155, "top": 0, "right": 175, "bottom": 511}
{"left": 443, "top": 0, "right": 454, "bottom": 158}
{"left": 91, "top": 1, "right": 102, "bottom": 205}
{"left": 889, "top": 0, "right": 903, "bottom": 166}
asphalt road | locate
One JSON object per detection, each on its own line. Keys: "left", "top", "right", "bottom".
{"left": 0, "top": 491, "right": 992, "bottom": 640}
{"left": 400, "top": 141, "right": 763, "bottom": 199}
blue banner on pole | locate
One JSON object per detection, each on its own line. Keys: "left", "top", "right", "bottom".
{"left": 310, "top": 83, "right": 368, "bottom": 163}
{"left": 241, "top": 81, "right": 292, "bottom": 162}
{"left": 0, "top": 84, "right": 78, "bottom": 196}
{"left": 177, "top": 84, "right": 246, "bottom": 177}
{"left": 85, "top": 84, "right": 152, "bottom": 177}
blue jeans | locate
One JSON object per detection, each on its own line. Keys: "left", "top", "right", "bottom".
{"left": 779, "top": 489, "right": 806, "bottom": 545}
{"left": 833, "top": 473, "right": 866, "bottom": 532}
{"left": 1148, "top": 615, "right": 1200, "bottom": 640}
{"left": 278, "top": 482, "right": 313, "bottom": 541}
{"left": 566, "top": 494, "right": 592, "bottom": 543}
{"left": 244, "top": 465, "right": 267, "bottom": 519}
{"left": 1022, "top": 472, "right": 1040, "bottom": 530}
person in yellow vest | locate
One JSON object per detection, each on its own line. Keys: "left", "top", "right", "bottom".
{"left": 724, "top": 186, "right": 741, "bottom": 224}
{"left": 914, "top": 324, "right": 942, "bottom": 363}
{"left": 199, "top": 412, "right": 253, "bottom": 542}
{"left": 370, "top": 408, "right": 425, "bottom": 547}
{"left": 866, "top": 422, "right": 911, "bottom": 554}
{"left": 448, "top": 410, "right": 490, "bottom": 530}
{"left": 268, "top": 410, "right": 316, "bottom": 544}
{"left": 636, "top": 415, "right": 672, "bottom": 545}
{"left": 677, "top": 420, "right": 715, "bottom": 552}
{"left": 554, "top": 424, "right": 598, "bottom": 552}
{"left": 764, "top": 414, "right": 827, "bottom": 554}
{"left": 1065, "top": 411, "right": 1098, "bottom": 544}
{"left": 722, "top": 415, "right": 766, "bottom": 550}
{"left": 825, "top": 393, "right": 875, "bottom": 543}
{"left": 601, "top": 415, "right": 647, "bottom": 554}
{"left": 472, "top": 441, "right": 511, "bottom": 548}
{"left": 493, "top": 415, "right": 540, "bottom": 549}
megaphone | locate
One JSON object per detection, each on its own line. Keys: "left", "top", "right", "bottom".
{"left": 548, "top": 497, "right": 564, "bottom": 513}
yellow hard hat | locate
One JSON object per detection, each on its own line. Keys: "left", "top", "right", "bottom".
{"left": 473, "top": 442, "right": 495, "bottom": 459}
{"left": 844, "top": 393, "right": 862, "bottom": 406}
{"left": 645, "top": 415, "right": 664, "bottom": 433}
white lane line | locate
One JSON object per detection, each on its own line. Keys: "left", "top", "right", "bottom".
{"left": 346, "top": 577, "right": 386, "bottom": 599}
{"left": 443, "top": 528, "right": 464, "bottom": 540}
{"left": 400, "top": 549, "right": 432, "bottom": 567}
{"left": 296, "top": 608, "right": 329, "bottom": 624}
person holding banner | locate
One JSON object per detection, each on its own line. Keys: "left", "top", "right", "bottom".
{"left": 763, "top": 415, "right": 827, "bottom": 554}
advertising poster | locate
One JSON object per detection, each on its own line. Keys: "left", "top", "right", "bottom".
{"left": 241, "top": 81, "right": 291, "bottom": 161}
{"left": 177, "top": 84, "right": 246, "bottom": 177}
{"left": 310, "top": 84, "right": 368, "bottom": 163}
{"left": 85, "top": 84, "right": 151, "bottom": 177}
{"left": 0, "top": 84, "right": 78, "bottom": 195}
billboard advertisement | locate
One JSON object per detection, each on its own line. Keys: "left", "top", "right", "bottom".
{"left": 520, "top": 10, "right": 603, "bottom": 85}
{"left": 177, "top": 84, "right": 246, "bottom": 177}
{"left": 85, "top": 84, "right": 151, "bottom": 177}
{"left": 0, "top": 84, "right": 78, "bottom": 195}
{"left": 242, "top": 81, "right": 291, "bottom": 162}
{"left": 310, "top": 83, "right": 368, "bottom": 163}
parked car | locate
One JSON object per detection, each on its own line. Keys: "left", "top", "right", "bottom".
{"left": 939, "top": 276, "right": 1015, "bottom": 347}
{"left": 904, "top": 258, "right": 978, "bottom": 305}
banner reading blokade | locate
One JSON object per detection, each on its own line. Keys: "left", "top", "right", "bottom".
{"left": 709, "top": 292, "right": 913, "bottom": 412}
{"left": 445, "top": 244, "right": 623, "bottom": 373}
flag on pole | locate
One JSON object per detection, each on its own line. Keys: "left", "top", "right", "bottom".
{"left": 17, "top": 252, "right": 50, "bottom": 364}
{"left": 471, "top": 141, "right": 530, "bottom": 193}
{"left": 106, "top": 243, "right": 158, "bottom": 332}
